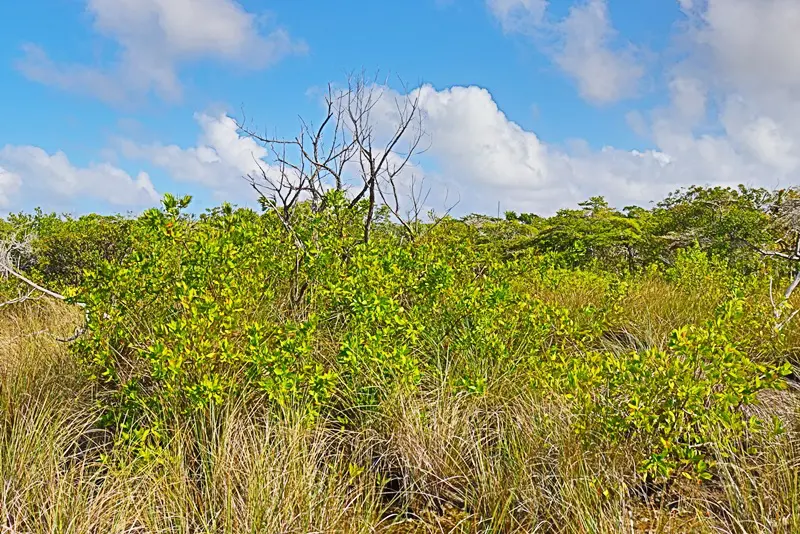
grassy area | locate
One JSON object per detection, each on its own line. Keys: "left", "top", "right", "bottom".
{"left": 3, "top": 189, "right": 800, "bottom": 532}
{"left": 1, "top": 291, "right": 798, "bottom": 533}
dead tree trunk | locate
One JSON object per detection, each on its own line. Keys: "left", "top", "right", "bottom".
{"left": 237, "top": 72, "right": 427, "bottom": 246}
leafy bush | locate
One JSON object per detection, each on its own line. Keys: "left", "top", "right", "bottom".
{"left": 75, "top": 196, "right": 328, "bottom": 427}
{"left": 532, "top": 293, "right": 789, "bottom": 480}
{"left": 2, "top": 209, "right": 131, "bottom": 289}
{"left": 1, "top": 187, "right": 784, "bottom": 486}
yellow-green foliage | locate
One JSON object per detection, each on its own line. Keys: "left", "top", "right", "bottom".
{"left": 2, "top": 186, "right": 800, "bottom": 531}
{"left": 55, "top": 194, "right": 791, "bottom": 482}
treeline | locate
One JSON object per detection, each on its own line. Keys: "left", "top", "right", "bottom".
{"left": 2, "top": 184, "right": 797, "bottom": 290}
{"left": 478, "top": 185, "right": 789, "bottom": 272}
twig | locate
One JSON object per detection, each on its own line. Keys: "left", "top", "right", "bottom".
{"left": 0, "top": 290, "right": 42, "bottom": 309}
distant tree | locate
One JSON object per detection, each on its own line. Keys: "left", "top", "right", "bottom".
{"left": 534, "top": 196, "right": 643, "bottom": 270}
{"left": 649, "top": 185, "right": 774, "bottom": 268}
{"left": 505, "top": 211, "right": 543, "bottom": 226}
{"left": 459, "top": 212, "right": 542, "bottom": 260}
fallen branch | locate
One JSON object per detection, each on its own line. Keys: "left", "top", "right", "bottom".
{"left": 2, "top": 265, "right": 85, "bottom": 308}
{"left": 0, "top": 290, "right": 43, "bottom": 309}
{"left": 1, "top": 234, "right": 88, "bottom": 342}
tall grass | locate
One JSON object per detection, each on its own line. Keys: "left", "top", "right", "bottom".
{"left": 1, "top": 300, "right": 799, "bottom": 533}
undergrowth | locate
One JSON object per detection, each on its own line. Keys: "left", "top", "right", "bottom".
{"left": 2, "top": 189, "right": 800, "bottom": 532}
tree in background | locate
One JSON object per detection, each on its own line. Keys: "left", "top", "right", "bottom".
{"left": 648, "top": 185, "right": 774, "bottom": 269}
{"left": 524, "top": 196, "right": 643, "bottom": 270}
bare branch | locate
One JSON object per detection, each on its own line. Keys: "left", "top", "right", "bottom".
{"left": 56, "top": 319, "right": 88, "bottom": 343}
{"left": 239, "top": 71, "right": 428, "bottom": 245}
{"left": 0, "top": 236, "right": 81, "bottom": 306}
{"left": 778, "top": 307, "right": 800, "bottom": 332}
{"left": 783, "top": 270, "right": 800, "bottom": 306}
{"left": 746, "top": 191, "right": 800, "bottom": 330}
{"left": 0, "top": 289, "right": 41, "bottom": 309}
{"left": 0, "top": 233, "right": 88, "bottom": 342}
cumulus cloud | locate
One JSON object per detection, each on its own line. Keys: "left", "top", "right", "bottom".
{"left": 121, "top": 105, "right": 438, "bottom": 211}
{"left": 667, "top": 77, "right": 707, "bottom": 125}
{"left": 0, "top": 146, "right": 158, "bottom": 210}
{"left": 17, "top": 0, "right": 305, "bottom": 104}
{"left": 678, "top": 0, "right": 800, "bottom": 123}
{"left": 486, "top": 0, "right": 643, "bottom": 105}
{"left": 374, "top": 84, "right": 655, "bottom": 213}
{"left": 111, "top": 0, "right": 800, "bottom": 216}
{"left": 636, "top": 0, "right": 800, "bottom": 187}
{"left": 119, "top": 112, "right": 268, "bottom": 202}
{"left": 719, "top": 97, "right": 799, "bottom": 174}
{"left": 429, "top": 0, "right": 800, "bottom": 213}
{"left": 358, "top": 81, "right": 793, "bottom": 215}
{"left": 414, "top": 85, "right": 549, "bottom": 191}
{"left": 131, "top": 81, "right": 783, "bottom": 217}
{"left": 90, "top": 0, "right": 800, "bottom": 216}
{"left": 681, "top": 0, "right": 800, "bottom": 95}
{"left": 552, "top": 0, "right": 643, "bottom": 104}
{"left": 0, "top": 167, "right": 22, "bottom": 209}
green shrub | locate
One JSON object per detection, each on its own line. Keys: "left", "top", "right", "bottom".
{"left": 57, "top": 190, "right": 793, "bottom": 484}
{"left": 1, "top": 209, "right": 131, "bottom": 291}
{"left": 531, "top": 293, "right": 790, "bottom": 480}
{"left": 74, "top": 196, "right": 328, "bottom": 428}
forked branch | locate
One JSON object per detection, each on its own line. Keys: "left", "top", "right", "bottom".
{"left": 238, "top": 72, "right": 430, "bottom": 244}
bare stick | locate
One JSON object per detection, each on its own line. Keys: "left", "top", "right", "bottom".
{"left": 1, "top": 234, "right": 88, "bottom": 342}
{"left": 2, "top": 265, "right": 83, "bottom": 306}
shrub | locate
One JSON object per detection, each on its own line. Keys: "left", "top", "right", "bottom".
{"left": 62, "top": 192, "right": 793, "bottom": 485}
{"left": 531, "top": 293, "right": 790, "bottom": 480}
{"left": 74, "top": 196, "right": 333, "bottom": 430}
{"left": 1, "top": 209, "right": 131, "bottom": 289}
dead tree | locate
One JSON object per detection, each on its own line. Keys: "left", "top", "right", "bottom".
{"left": 753, "top": 191, "right": 800, "bottom": 330}
{"left": 237, "top": 72, "right": 428, "bottom": 245}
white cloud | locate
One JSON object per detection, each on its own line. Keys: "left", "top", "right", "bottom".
{"left": 738, "top": 117, "right": 798, "bottom": 173}
{"left": 414, "top": 85, "right": 549, "bottom": 191}
{"left": 487, "top": 0, "right": 548, "bottom": 33}
{"left": 486, "top": 0, "right": 643, "bottom": 105}
{"left": 119, "top": 112, "right": 268, "bottom": 202}
{"left": 465, "top": 0, "right": 800, "bottom": 214}
{"left": 0, "top": 146, "right": 158, "bottom": 210}
{"left": 361, "top": 82, "right": 794, "bottom": 215}
{"left": 682, "top": 0, "right": 800, "bottom": 95}
{"left": 552, "top": 0, "right": 643, "bottom": 104}
{"left": 100, "top": 0, "right": 800, "bottom": 215}
{"left": 720, "top": 97, "right": 799, "bottom": 173}
{"left": 668, "top": 77, "right": 707, "bottom": 125}
{"left": 0, "top": 167, "right": 22, "bottom": 209}
{"left": 405, "top": 84, "right": 656, "bottom": 212}
{"left": 17, "top": 45, "right": 132, "bottom": 105}
{"left": 123, "top": 106, "right": 435, "bottom": 211}
{"left": 669, "top": 0, "right": 800, "bottom": 144}
{"left": 642, "top": 0, "right": 800, "bottom": 184}
{"left": 17, "top": 0, "right": 305, "bottom": 104}
{"left": 49, "top": 0, "right": 800, "bottom": 216}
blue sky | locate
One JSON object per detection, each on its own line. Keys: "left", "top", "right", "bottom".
{"left": 1, "top": 0, "right": 799, "bottom": 216}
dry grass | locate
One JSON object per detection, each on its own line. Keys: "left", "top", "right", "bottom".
{"left": 1, "top": 302, "right": 799, "bottom": 533}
